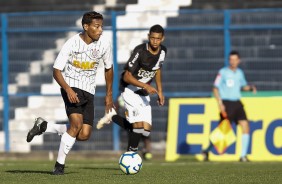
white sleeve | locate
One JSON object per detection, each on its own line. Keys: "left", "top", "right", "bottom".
{"left": 53, "top": 40, "right": 71, "bottom": 70}
{"left": 103, "top": 39, "right": 113, "bottom": 69}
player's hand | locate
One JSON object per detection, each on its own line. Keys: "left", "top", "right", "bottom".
{"left": 218, "top": 103, "right": 226, "bottom": 115}
{"left": 66, "top": 87, "right": 80, "bottom": 103}
{"left": 221, "top": 111, "right": 228, "bottom": 119}
{"left": 105, "top": 94, "right": 114, "bottom": 113}
{"left": 251, "top": 85, "right": 257, "bottom": 94}
{"left": 144, "top": 85, "right": 158, "bottom": 95}
{"left": 157, "top": 92, "right": 165, "bottom": 106}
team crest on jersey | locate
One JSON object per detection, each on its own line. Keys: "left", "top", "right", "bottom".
{"left": 91, "top": 49, "right": 99, "bottom": 59}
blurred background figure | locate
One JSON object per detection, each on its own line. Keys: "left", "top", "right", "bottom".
{"left": 202, "top": 50, "right": 257, "bottom": 162}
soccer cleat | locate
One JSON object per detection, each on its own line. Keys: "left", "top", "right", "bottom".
{"left": 52, "top": 161, "right": 65, "bottom": 175}
{"left": 239, "top": 156, "right": 250, "bottom": 162}
{"left": 26, "top": 117, "right": 48, "bottom": 142}
{"left": 96, "top": 108, "right": 117, "bottom": 129}
{"left": 201, "top": 151, "right": 209, "bottom": 161}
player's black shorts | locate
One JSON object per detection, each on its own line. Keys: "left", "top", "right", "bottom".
{"left": 61, "top": 87, "right": 94, "bottom": 126}
{"left": 221, "top": 100, "right": 248, "bottom": 124}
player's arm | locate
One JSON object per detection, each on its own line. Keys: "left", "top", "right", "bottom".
{"left": 213, "top": 71, "right": 227, "bottom": 117}
{"left": 242, "top": 85, "right": 257, "bottom": 94}
{"left": 124, "top": 48, "right": 157, "bottom": 95}
{"left": 123, "top": 70, "right": 157, "bottom": 95}
{"left": 240, "top": 70, "right": 257, "bottom": 94}
{"left": 213, "top": 87, "right": 227, "bottom": 118}
{"left": 104, "top": 66, "right": 114, "bottom": 113}
{"left": 53, "top": 68, "right": 79, "bottom": 103}
{"left": 155, "top": 68, "right": 164, "bottom": 106}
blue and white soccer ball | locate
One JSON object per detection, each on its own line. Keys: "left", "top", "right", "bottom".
{"left": 119, "top": 151, "right": 143, "bottom": 175}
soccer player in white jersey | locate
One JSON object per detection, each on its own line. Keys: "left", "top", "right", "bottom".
{"left": 202, "top": 50, "right": 257, "bottom": 162}
{"left": 26, "top": 11, "right": 114, "bottom": 175}
{"left": 97, "top": 25, "right": 166, "bottom": 153}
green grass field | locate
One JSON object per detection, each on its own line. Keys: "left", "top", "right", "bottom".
{"left": 1, "top": 157, "right": 282, "bottom": 184}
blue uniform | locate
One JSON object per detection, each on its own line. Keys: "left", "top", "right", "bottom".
{"left": 214, "top": 67, "right": 247, "bottom": 101}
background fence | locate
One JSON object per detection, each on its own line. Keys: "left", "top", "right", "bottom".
{"left": 1, "top": 8, "right": 282, "bottom": 153}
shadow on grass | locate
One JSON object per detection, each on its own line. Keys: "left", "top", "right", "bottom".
{"left": 80, "top": 167, "right": 131, "bottom": 175}
{"left": 80, "top": 167, "right": 120, "bottom": 171}
{"left": 5, "top": 170, "right": 76, "bottom": 175}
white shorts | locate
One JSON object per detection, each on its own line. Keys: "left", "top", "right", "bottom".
{"left": 121, "top": 87, "right": 152, "bottom": 125}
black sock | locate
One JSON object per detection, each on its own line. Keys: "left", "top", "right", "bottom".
{"left": 112, "top": 115, "right": 132, "bottom": 131}
{"left": 127, "top": 131, "right": 142, "bottom": 152}
{"left": 203, "top": 141, "right": 213, "bottom": 152}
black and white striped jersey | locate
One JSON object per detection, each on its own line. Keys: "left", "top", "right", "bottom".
{"left": 53, "top": 33, "right": 112, "bottom": 95}
{"left": 120, "top": 43, "right": 167, "bottom": 92}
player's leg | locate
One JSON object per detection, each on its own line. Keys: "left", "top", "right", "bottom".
{"left": 238, "top": 119, "right": 250, "bottom": 162}
{"left": 75, "top": 99, "right": 94, "bottom": 141}
{"left": 26, "top": 118, "right": 68, "bottom": 142}
{"left": 96, "top": 107, "right": 117, "bottom": 129}
{"left": 127, "top": 122, "right": 143, "bottom": 151}
{"left": 53, "top": 113, "right": 82, "bottom": 175}
{"left": 53, "top": 87, "right": 86, "bottom": 175}
{"left": 142, "top": 122, "right": 153, "bottom": 160}
{"left": 26, "top": 117, "right": 48, "bottom": 142}
{"left": 112, "top": 115, "right": 133, "bottom": 131}
{"left": 127, "top": 103, "right": 152, "bottom": 152}
{"left": 237, "top": 101, "right": 250, "bottom": 162}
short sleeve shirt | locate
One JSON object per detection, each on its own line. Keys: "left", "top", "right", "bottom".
{"left": 120, "top": 43, "right": 167, "bottom": 91}
{"left": 214, "top": 67, "right": 247, "bottom": 101}
{"left": 53, "top": 33, "right": 112, "bottom": 95}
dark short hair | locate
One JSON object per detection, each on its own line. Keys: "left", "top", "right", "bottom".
{"left": 229, "top": 50, "right": 240, "bottom": 58}
{"left": 82, "top": 11, "right": 103, "bottom": 26}
{"left": 149, "top": 24, "right": 164, "bottom": 35}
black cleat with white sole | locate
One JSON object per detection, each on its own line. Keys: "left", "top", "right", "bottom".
{"left": 52, "top": 161, "right": 65, "bottom": 175}
{"left": 26, "top": 117, "right": 48, "bottom": 142}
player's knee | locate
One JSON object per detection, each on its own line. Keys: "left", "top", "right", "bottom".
{"left": 77, "top": 131, "right": 92, "bottom": 141}
{"left": 69, "top": 124, "right": 83, "bottom": 134}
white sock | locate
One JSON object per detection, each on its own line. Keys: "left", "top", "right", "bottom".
{"left": 56, "top": 132, "right": 76, "bottom": 165}
{"left": 45, "top": 121, "right": 68, "bottom": 135}
{"left": 241, "top": 134, "right": 250, "bottom": 157}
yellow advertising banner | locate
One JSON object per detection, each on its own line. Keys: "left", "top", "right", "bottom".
{"left": 166, "top": 97, "right": 282, "bottom": 161}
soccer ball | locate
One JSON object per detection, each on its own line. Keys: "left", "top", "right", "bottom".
{"left": 119, "top": 151, "right": 142, "bottom": 175}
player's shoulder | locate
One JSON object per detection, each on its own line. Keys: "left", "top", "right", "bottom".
{"left": 65, "top": 33, "right": 80, "bottom": 43}
{"left": 237, "top": 67, "right": 245, "bottom": 75}
{"left": 219, "top": 66, "right": 227, "bottom": 72}
{"left": 160, "top": 44, "right": 167, "bottom": 53}
{"left": 133, "top": 43, "right": 146, "bottom": 52}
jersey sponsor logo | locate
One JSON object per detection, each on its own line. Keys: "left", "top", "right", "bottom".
{"left": 138, "top": 68, "right": 156, "bottom": 79}
{"left": 73, "top": 60, "right": 97, "bottom": 70}
{"left": 128, "top": 53, "right": 139, "bottom": 67}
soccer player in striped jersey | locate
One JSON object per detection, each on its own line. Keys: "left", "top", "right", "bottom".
{"left": 97, "top": 24, "right": 166, "bottom": 153}
{"left": 26, "top": 11, "right": 114, "bottom": 175}
{"left": 202, "top": 50, "right": 257, "bottom": 162}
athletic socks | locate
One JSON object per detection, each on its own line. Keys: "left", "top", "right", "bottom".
{"left": 56, "top": 132, "right": 76, "bottom": 165}
{"left": 241, "top": 134, "right": 250, "bottom": 157}
{"left": 127, "top": 129, "right": 142, "bottom": 152}
{"left": 112, "top": 115, "right": 133, "bottom": 131}
{"left": 45, "top": 121, "right": 68, "bottom": 136}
